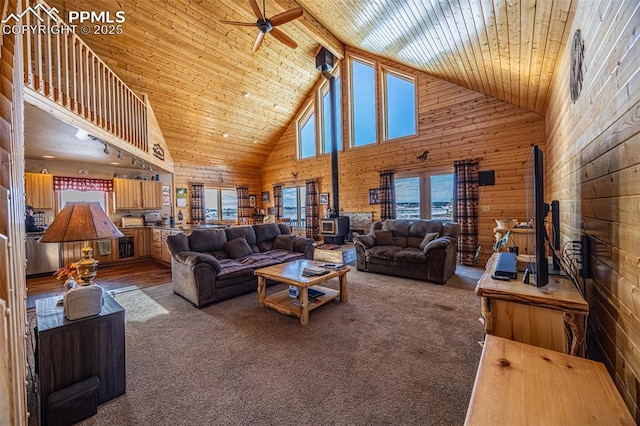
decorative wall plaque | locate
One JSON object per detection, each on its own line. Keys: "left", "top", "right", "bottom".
{"left": 570, "top": 29, "right": 584, "bottom": 103}
{"left": 153, "top": 143, "right": 165, "bottom": 160}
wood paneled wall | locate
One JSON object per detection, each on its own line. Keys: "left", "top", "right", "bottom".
{"left": 262, "top": 47, "right": 545, "bottom": 264}
{"left": 545, "top": 1, "right": 640, "bottom": 419}
{"left": 0, "top": 0, "right": 29, "bottom": 422}
{"left": 172, "top": 162, "right": 261, "bottom": 225}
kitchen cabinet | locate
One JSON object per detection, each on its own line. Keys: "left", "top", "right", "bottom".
{"left": 152, "top": 228, "right": 180, "bottom": 264}
{"left": 60, "top": 228, "right": 152, "bottom": 266}
{"left": 113, "top": 178, "right": 162, "bottom": 210}
{"left": 25, "top": 172, "right": 54, "bottom": 209}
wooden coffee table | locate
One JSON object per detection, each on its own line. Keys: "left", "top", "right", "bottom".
{"left": 254, "top": 259, "right": 350, "bottom": 325}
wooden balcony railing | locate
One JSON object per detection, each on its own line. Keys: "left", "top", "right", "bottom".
{"left": 22, "top": 0, "right": 147, "bottom": 151}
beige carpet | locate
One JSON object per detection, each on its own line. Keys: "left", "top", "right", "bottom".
{"left": 29, "top": 266, "right": 485, "bottom": 425}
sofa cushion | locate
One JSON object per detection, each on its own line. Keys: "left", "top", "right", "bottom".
{"left": 392, "top": 237, "right": 408, "bottom": 248}
{"left": 188, "top": 228, "right": 228, "bottom": 253}
{"left": 166, "top": 233, "right": 189, "bottom": 256}
{"left": 225, "top": 237, "right": 254, "bottom": 259}
{"left": 175, "top": 251, "right": 222, "bottom": 273}
{"left": 367, "top": 245, "right": 402, "bottom": 259}
{"left": 382, "top": 220, "right": 411, "bottom": 237}
{"left": 409, "top": 221, "right": 443, "bottom": 238}
{"left": 216, "top": 259, "right": 256, "bottom": 281}
{"left": 263, "top": 249, "right": 306, "bottom": 263}
{"left": 273, "top": 234, "right": 295, "bottom": 251}
{"left": 225, "top": 226, "right": 258, "bottom": 251}
{"left": 394, "top": 247, "right": 427, "bottom": 262}
{"left": 253, "top": 223, "right": 281, "bottom": 243}
{"left": 423, "top": 236, "right": 452, "bottom": 255}
{"left": 419, "top": 232, "right": 440, "bottom": 249}
{"left": 374, "top": 230, "right": 394, "bottom": 246}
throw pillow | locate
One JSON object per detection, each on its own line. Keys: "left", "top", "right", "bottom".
{"left": 272, "top": 235, "right": 295, "bottom": 251}
{"left": 373, "top": 229, "right": 394, "bottom": 246}
{"left": 419, "top": 232, "right": 440, "bottom": 250}
{"left": 224, "top": 237, "right": 254, "bottom": 259}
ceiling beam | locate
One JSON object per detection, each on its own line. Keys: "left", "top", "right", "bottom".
{"left": 273, "top": 0, "right": 345, "bottom": 59}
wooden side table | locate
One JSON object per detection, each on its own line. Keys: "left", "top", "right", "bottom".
{"left": 465, "top": 335, "right": 634, "bottom": 425}
{"left": 36, "top": 291, "right": 125, "bottom": 425}
{"left": 476, "top": 253, "right": 588, "bottom": 356}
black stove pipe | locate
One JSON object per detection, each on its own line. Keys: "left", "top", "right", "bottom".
{"left": 327, "top": 74, "right": 339, "bottom": 215}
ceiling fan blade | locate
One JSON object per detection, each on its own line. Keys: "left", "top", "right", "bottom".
{"left": 270, "top": 7, "right": 303, "bottom": 27}
{"left": 219, "top": 20, "right": 256, "bottom": 27}
{"left": 248, "top": 0, "right": 264, "bottom": 20}
{"left": 252, "top": 31, "right": 266, "bottom": 53}
{"left": 270, "top": 28, "right": 297, "bottom": 49}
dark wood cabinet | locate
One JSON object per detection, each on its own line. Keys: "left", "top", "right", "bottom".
{"left": 36, "top": 292, "right": 126, "bottom": 425}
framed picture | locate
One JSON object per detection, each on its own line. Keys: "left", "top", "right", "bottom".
{"left": 267, "top": 207, "right": 275, "bottom": 215}
{"left": 319, "top": 192, "right": 329, "bottom": 205}
{"left": 249, "top": 195, "right": 257, "bottom": 207}
{"left": 261, "top": 191, "right": 270, "bottom": 202}
{"left": 369, "top": 188, "right": 380, "bottom": 205}
{"left": 162, "top": 196, "right": 171, "bottom": 206}
{"left": 176, "top": 187, "right": 188, "bottom": 207}
{"left": 162, "top": 185, "right": 170, "bottom": 196}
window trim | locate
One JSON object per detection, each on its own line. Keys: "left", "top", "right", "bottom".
{"left": 296, "top": 99, "right": 317, "bottom": 160}
{"left": 282, "top": 185, "right": 306, "bottom": 228}
{"left": 348, "top": 56, "right": 378, "bottom": 149}
{"left": 381, "top": 66, "right": 417, "bottom": 142}
{"left": 204, "top": 186, "right": 238, "bottom": 223}
{"left": 395, "top": 171, "right": 454, "bottom": 220}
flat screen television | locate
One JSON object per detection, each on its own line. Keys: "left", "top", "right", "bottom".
{"left": 525, "top": 145, "right": 549, "bottom": 287}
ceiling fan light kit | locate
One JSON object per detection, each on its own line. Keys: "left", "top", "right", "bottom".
{"left": 220, "top": 0, "right": 303, "bottom": 53}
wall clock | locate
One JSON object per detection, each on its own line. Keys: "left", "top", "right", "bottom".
{"left": 77, "top": 168, "right": 88, "bottom": 176}
{"left": 570, "top": 29, "right": 584, "bottom": 103}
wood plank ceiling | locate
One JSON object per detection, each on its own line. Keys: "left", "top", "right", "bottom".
{"left": 44, "top": 0, "right": 575, "bottom": 171}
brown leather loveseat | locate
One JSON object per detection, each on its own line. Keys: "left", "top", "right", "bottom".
{"left": 353, "top": 219, "right": 459, "bottom": 284}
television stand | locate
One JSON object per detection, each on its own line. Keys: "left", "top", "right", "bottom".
{"left": 476, "top": 253, "right": 589, "bottom": 356}
{"left": 323, "top": 235, "right": 345, "bottom": 245}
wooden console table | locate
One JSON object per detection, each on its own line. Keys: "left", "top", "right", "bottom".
{"left": 465, "top": 335, "right": 634, "bottom": 425}
{"left": 476, "top": 253, "right": 588, "bottom": 356}
{"left": 36, "top": 292, "right": 125, "bottom": 425}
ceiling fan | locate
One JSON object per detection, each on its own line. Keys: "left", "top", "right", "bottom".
{"left": 220, "top": 0, "right": 303, "bottom": 53}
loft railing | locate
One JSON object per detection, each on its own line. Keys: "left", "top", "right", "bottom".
{"left": 21, "top": 0, "right": 147, "bottom": 151}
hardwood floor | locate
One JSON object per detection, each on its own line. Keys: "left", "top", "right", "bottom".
{"left": 26, "top": 259, "right": 172, "bottom": 309}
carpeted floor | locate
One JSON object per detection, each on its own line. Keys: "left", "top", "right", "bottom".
{"left": 28, "top": 266, "right": 485, "bottom": 425}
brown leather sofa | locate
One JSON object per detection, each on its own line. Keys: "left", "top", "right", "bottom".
{"left": 353, "top": 219, "right": 460, "bottom": 284}
{"left": 166, "top": 223, "right": 315, "bottom": 308}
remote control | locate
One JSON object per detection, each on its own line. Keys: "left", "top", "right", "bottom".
{"left": 491, "top": 275, "right": 511, "bottom": 281}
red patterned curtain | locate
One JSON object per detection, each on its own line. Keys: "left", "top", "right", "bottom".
{"left": 379, "top": 170, "right": 396, "bottom": 220}
{"left": 190, "top": 183, "right": 205, "bottom": 225}
{"left": 273, "top": 185, "right": 283, "bottom": 220}
{"left": 53, "top": 176, "right": 113, "bottom": 192}
{"left": 453, "top": 160, "right": 479, "bottom": 265}
{"left": 305, "top": 179, "right": 319, "bottom": 240}
{"left": 236, "top": 186, "right": 251, "bottom": 222}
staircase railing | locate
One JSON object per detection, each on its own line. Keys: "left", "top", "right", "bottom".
{"left": 21, "top": 0, "right": 147, "bottom": 151}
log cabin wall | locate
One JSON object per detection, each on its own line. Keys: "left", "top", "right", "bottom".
{"left": 262, "top": 46, "right": 546, "bottom": 264}
{"left": 544, "top": 1, "right": 640, "bottom": 419}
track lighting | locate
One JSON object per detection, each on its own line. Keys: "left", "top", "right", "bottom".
{"left": 117, "top": 150, "right": 123, "bottom": 160}
{"left": 103, "top": 143, "right": 110, "bottom": 155}
{"left": 131, "top": 157, "right": 136, "bottom": 166}
{"left": 148, "top": 164, "right": 153, "bottom": 172}
{"left": 140, "top": 161, "right": 146, "bottom": 169}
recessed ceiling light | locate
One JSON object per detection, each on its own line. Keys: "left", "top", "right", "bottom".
{"left": 271, "top": 103, "right": 278, "bottom": 110}
{"left": 253, "top": 139, "right": 258, "bottom": 144}
{"left": 110, "top": 162, "right": 120, "bottom": 165}
{"left": 221, "top": 131, "right": 229, "bottom": 138}
{"left": 42, "top": 155, "right": 55, "bottom": 159}
{"left": 242, "top": 91, "right": 250, "bottom": 98}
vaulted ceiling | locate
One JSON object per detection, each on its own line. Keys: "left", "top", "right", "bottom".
{"left": 44, "top": 0, "right": 575, "bottom": 171}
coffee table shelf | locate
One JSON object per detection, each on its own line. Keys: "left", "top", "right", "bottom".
{"left": 254, "top": 260, "right": 350, "bottom": 325}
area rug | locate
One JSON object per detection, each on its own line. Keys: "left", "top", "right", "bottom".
{"left": 28, "top": 267, "right": 485, "bottom": 426}
{"left": 314, "top": 243, "right": 343, "bottom": 250}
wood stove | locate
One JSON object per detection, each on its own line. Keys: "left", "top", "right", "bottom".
{"left": 319, "top": 217, "right": 350, "bottom": 245}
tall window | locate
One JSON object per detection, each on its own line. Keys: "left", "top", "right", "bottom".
{"left": 282, "top": 186, "right": 306, "bottom": 228}
{"left": 394, "top": 174, "right": 453, "bottom": 220}
{"left": 298, "top": 104, "right": 316, "bottom": 159}
{"left": 204, "top": 188, "right": 237, "bottom": 221}
{"left": 351, "top": 59, "right": 376, "bottom": 147}
{"left": 321, "top": 76, "right": 342, "bottom": 153}
{"left": 384, "top": 70, "right": 416, "bottom": 140}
